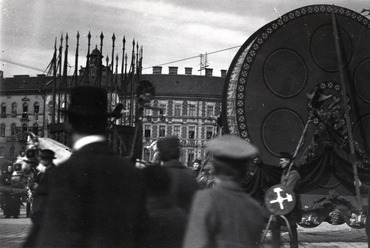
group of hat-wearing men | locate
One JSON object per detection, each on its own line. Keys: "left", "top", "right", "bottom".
{"left": 22, "top": 85, "right": 301, "bottom": 248}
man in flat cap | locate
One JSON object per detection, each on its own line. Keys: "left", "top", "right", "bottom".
{"left": 270, "top": 152, "right": 301, "bottom": 248}
{"left": 33, "top": 87, "right": 146, "bottom": 248}
{"left": 183, "top": 134, "right": 268, "bottom": 248}
{"left": 156, "top": 136, "right": 199, "bottom": 214}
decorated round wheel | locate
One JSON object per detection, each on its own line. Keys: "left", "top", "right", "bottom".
{"left": 223, "top": 4, "right": 370, "bottom": 164}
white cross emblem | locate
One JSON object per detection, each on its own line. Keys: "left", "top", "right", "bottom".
{"left": 269, "top": 187, "right": 293, "bottom": 210}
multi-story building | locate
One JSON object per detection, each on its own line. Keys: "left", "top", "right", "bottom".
{"left": 0, "top": 66, "right": 225, "bottom": 166}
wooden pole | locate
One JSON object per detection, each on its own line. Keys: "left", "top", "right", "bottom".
{"left": 331, "top": 9, "right": 362, "bottom": 211}
{"left": 74, "top": 32, "right": 80, "bottom": 87}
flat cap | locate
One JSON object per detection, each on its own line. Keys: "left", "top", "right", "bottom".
{"left": 206, "top": 134, "right": 258, "bottom": 160}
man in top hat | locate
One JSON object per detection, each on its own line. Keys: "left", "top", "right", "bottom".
{"left": 33, "top": 87, "right": 147, "bottom": 248}
{"left": 183, "top": 134, "right": 268, "bottom": 248}
{"left": 156, "top": 136, "right": 199, "bottom": 214}
{"left": 270, "top": 152, "right": 301, "bottom": 248}
{"left": 23, "top": 149, "right": 56, "bottom": 248}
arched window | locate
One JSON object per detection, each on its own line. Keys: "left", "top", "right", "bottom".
{"left": 34, "top": 102, "right": 40, "bottom": 114}
{"left": 0, "top": 123, "right": 5, "bottom": 136}
{"left": 11, "top": 102, "right": 17, "bottom": 116}
{"left": 11, "top": 123, "right": 17, "bottom": 135}
{"left": 22, "top": 103, "right": 28, "bottom": 119}
{"left": 33, "top": 123, "right": 38, "bottom": 135}
{"left": 1, "top": 103, "right": 6, "bottom": 116}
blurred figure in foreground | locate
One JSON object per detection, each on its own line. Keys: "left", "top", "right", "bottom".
{"left": 183, "top": 135, "right": 267, "bottom": 248}
{"left": 0, "top": 164, "right": 26, "bottom": 218}
{"left": 33, "top": 87, "right": 147, "bottom": 248}
{"left": 157, "top": 136, "right": 199, "bottom": 214}
{"left": 141, "top": 166, "right": 187, "bottom": 248}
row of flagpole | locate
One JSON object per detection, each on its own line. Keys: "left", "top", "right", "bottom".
{"left": 44, "top": 31, "right": 143, "bottom": 127}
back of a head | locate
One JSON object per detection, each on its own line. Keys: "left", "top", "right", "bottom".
{"left": 157, "top": 136, "right": 180, "bottom": 162}
{"left": 206, "top": 135, "right": 258, "bottom": 180}
{"left": 66, "top": 86, "right": 108, "bottom": 135}
{"left": 142, "top": 166, "right": 171, "bottom": 197}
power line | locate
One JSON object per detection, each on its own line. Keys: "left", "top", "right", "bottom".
{"left": 142, "top": 45, "right": 241, "bottom": 70}
{"left": 0, "top": 58, "right": 47, "bottom": 73}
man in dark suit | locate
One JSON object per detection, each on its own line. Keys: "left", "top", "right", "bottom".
{"left": 33, "top": 87, "right": 147, "bottom": 248}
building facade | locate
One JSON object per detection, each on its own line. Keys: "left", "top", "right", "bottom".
{"left": 0, "top": 66, "right": 225, "bottom": 166}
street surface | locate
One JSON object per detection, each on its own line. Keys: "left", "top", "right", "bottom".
{"left": 0, "top": 206, "right": 367, "bottom": 248}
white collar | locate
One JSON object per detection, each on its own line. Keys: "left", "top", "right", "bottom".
{"left": 73, "top": 135, "right": 106, "bottom": 151}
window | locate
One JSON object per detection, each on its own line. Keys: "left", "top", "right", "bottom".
{"left": 144, "top": 125, "right": 151, "bottom": 138}
{"left": 22, "top": 103, "right": 28, "bottom": 119}
{"left": 1, "top": 103, "right": 6, "bottom": 116}
{"left": 206, "top": 127, "right": 213, "bottom": 139}
{"left": 11, "top": 123, "right": 17, "bottom": 135}
{"left": 34, "top": 102, "right": 40, "bottom": 114}
{"left": 0, "top": 123, "right": 5, "bottom": 136}
{"left": 174, "top": 104, "right": 181, "bottom": 117}
{"left": 188, "top": 149, "right": 195, "bottom": 166}
{"left": 159, "top": 126, "right": 166, "bottom": 137}
{"left": 206, "top": 105, "right": 214, "bottom": 117}
{"left": 188, "top": 126, "right": 195, "bottom": 139}
{"left": 11, "top": 102, "right": 17, "bottom": 115}
{"left": 189, "top": 104, "right": 196, "bottom": 117}
{"left": 159, "top": 104, "right": 166, "bottom": 116}
{"left": 33, "top": 123, "right": 39, "bottom": 135}
{"left": 173, "top": 126, "right": 180, "bottom": 137}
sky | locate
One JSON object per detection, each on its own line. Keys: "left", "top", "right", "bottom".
{"left": 1, "top": 0, "right": 370, "bottom": 78}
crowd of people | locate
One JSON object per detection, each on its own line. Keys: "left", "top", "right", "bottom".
{"left": 0, "top": 86, "right": 309, "bottom": 248}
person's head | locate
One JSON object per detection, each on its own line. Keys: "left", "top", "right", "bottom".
{"left": 7, "top": 165, "right": 13, "bottom": 173}
{"left": 142, "top": 165, "right": 171, "bottom": 197}
{"left": 206, "top": 135, "right": 258, "bottom": 181}
{"left": 38, "top": 149, "right": 56, "bottom": 166}
{"left": 65, "top": 86, "right": 108, "bottom": 136}
{"left": 279, "top": 152, "right": 293, "bottom": 169}
{"left": 192, "top": 159, "right": 201, "bottom": 170}
{"left": 157, "top": 136, "right": 180, "bottom": 162}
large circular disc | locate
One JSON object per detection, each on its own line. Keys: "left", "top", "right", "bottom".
{"left": 223, "top": 4, "right": 370, "bottom": 164}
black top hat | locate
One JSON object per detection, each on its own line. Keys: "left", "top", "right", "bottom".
{"left": 39, "top": 149, "right": 56, "bottom": 159}
{"left": 279, "top": 152, "right": 293, "bottom": 160}
{"left": 65, "top": 87, "right": 108, "bottom": 117}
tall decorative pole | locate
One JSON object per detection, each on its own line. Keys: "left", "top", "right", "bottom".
{"left": 115, "top": 55, "right": 119, "bottom": 105}
{"left": 74, "top": 31, "right": 80, "bottom": 87}
{"left": 63, "top": 33, "right": 69, "bottom": 112}
{"left": 85, "top": 31, "right": 91, "bottom": 84}
{"left": 57, "top": 34, "right": 63, "bottom": 123}
{"left": 106, "top": 55, "right": 109, "bottom": 92}
{"left": 110, "top": 33, "right": 116, "bottom": 101}
{"left": 52, "top": 37, "right": 57, "bottom": 124}
{"left": 121, "top": 36, "right": 126, "bottom": 125}
{"left": 99, "top": 32, "right": 104, "bottom": 87}
{"left": 129, "top": 39, "right": 136, "bottom": 126}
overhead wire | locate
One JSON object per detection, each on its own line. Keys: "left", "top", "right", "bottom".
{"left": 142, "top": 45, "right": 241, "bottom": 70}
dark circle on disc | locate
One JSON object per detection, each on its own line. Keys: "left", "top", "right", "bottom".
{"left": 354, "top": 59, "right": 370, "bottom": 104}
{"left": 262, "top": 109, "right": 304, "bottom": 156}
{"left": 264, "top": 49, "right": 307, "bottom": 98}
{"left": 311, "top": 25, "right": 352, "bottom": 72}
